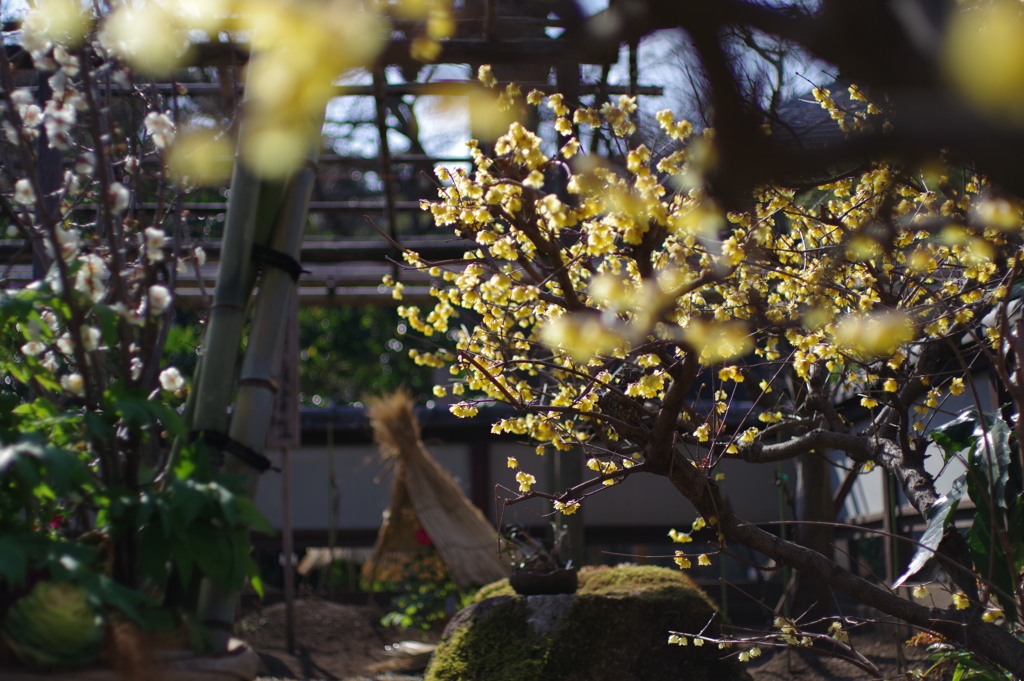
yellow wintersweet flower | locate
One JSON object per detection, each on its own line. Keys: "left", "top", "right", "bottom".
{"left": 515, "top": 470, "right": 536, "bottom": 492}
{"left": 950, "top": 377, "right": 965, "bottom": 396}
{"left": 718, "top": 365, "right": 744, "bottom": 382}
{"left": 861, "top": 397, "right": 879, "bottom": 408}
{"left": 668, "top": 529, "right": 693, "bottom": 543}
{"left": 952, "top": 592, "right": 970, "bottom": 610}
{"left": 554, "top": 499, "right": 580, "bottom": 515}
{"left": 982, "top": 607, "right": 1003, "bottom": 623}
{"left": 674, "top": 551, "right": 691, "bottom": 569}
{"left": 912, "top": 585, "right": 929, "bottom": 599}
{"left": 506, "top": 456, "right": 519, "bottom": 469}
{"left": 697, "top": 554, "right": 712, "bottom": 566}
{"left": 883, "top": 378, "right": 898, "bottom": 392}
{"left": 692, "top": 517, "right": 707, "bottom": 531}
{"left": 477, "top": 64, "right": 497, "bottom": 88}
{"left": 450, "top": 402, "right": 479, "bottom": 418}
{"left": 694, "top": 424, "right": 711, "bottom": 442}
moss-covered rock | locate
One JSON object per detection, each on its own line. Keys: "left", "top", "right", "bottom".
{"left": 426, "top": 565, "right": 750, "bottom": 681}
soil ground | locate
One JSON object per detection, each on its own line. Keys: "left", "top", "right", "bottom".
{"left": 241, "top": 599, "right": 936, "bottom": 681}
{"left": 746, "top": 632, "right": 932, "bottom": 681}
{"left": 238, "top": 599, "right": 440, "bottom": 681}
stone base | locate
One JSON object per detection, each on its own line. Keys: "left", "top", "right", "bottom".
{"left": 425, "top": 565, "right": 751, "bottom": 681}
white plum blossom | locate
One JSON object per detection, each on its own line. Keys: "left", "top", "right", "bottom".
{"left": 43, "top": 99, "right": 76, "bottom": 149}
{"left": 130, "top": 357, "right": 143, "bottom": 380}
{"left": 21, "top": 104, "right": 43, "bottom": 129}
{"left": 46, "top": 227, "right": 80, "bottom": 261}
{"left": 108, "top": 182, "right": 130, "bottom": 214}
{"left": 41, "top": 352, "right": 59, "bottom": 373}
{"left": 194, "top": 246, "right": 206, "bottom": 266}
{"left": 14, "top": 179, "right": 36, "bottom": 206}
{"left": 159, "top": 366, "right": 185, "bottom": 392}
{"left": 56, "top": 334, "right": 74, "bottom": 355}
{"left": 53, "top": 47, "right": 79, "bottom": 77}
{"left": 74, "top": 254, "right": 109, "bottom": 303}
{"left": 11, "top": 89, "right": 33, "bottom": 107}
{"left": 143, "top": 227, "right": 167, "bottom": 262}
{"left": 110, "top": 302, "right": 145, "bottom": 326}
{"left": 80, "top": 325, "right": 101, "bottom": 352}
{"left": 21, "top": 341, "right": 45, "bottom": 357}
{"left": 18, "top": 16, "right": 52, "bottom": 66}
{"left": 148, "top": 285, "right": 172, "bottom": 316}
{"left": 75, "top": 152, "right": 95, "bottom": 176}
{"left": 60, "top": 373, "right": 85, "bottom": 397}
{"left": 48, "top": 69, "right": 67, "bottom": 98}
{"left": 144, "top": 112, "right": 175, "bottom": 149}
{"left": 41, "top": 311, "right": 60, "bottom": 333}
{"left": 63, "top": 170, "right": 81, "bottom": 196}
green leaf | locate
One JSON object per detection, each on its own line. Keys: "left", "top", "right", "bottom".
{"left": 973, "top": 414, "right": 1012, "bottom": 509}
{"left": 893, "top": 474, "right": 966, "bottom": 588}
{"left": 113, "top": 398, "right": 155, "bottom": 430}
{"left": 966, "top": 494, "right": 1018, "bottom": 618}
{"left": 931, "top": 409, "right": 979, "bottom": 462}
{"left": 84, "top": 412, "right": 115, "bottom": 441}
{"left": 235, "top": 496, "right": 275, "bottom": 535}
{"left": 246, "top": 555, "right": 265, "bottom": 599}
{"left": 143, "top": 402, "right": 186, "bottom": 437}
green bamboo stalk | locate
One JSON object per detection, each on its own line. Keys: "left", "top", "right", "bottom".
{"left": 197, "top": 131, "right": 322, "bottom": 650}
{"left": 189, "top": 168, "right": 282, "bottom": 439}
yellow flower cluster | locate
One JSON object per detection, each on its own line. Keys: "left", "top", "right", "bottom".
{"left": 396, "top": 77, "right": 1021, "bottom": 507}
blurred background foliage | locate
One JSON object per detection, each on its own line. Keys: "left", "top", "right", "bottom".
{"left": 162, "top": 305, "right": 432, "bottom": 407}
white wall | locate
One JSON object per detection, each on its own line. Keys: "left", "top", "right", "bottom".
{"left": 254, "top": 444, "right": 470, "bottom": 530}
{"left": 255, "top": 438, "right": 794, "bottom": 534}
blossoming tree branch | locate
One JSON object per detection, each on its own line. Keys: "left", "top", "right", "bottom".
{"left": 385, "top": 61, "right": 1024, "bottom": 673}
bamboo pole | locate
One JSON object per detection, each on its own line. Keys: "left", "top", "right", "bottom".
{"left": 196, "top": 130, "right": 321, "bottom": 650}
{"left": 282, "top": 445, "right": 296, "bottom": 655}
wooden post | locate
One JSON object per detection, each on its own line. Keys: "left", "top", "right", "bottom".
{"left": 327, "top": 422, "right": 337, "bottom": 600}
{"left": 282, "top": 445, "right": 296, "bottom": 655}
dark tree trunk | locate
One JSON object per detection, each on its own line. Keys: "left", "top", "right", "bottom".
{"left": 794, "top": 450, "right": 836, "bottom": 617}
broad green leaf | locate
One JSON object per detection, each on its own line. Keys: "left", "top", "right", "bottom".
{"left": 893, "top": 474, "right": 966, "bottom": 588}
{"left": 966, "top": 489, "right": 1018, "bottom": 618}
{"left": 931, "top": 409, "right": 979, "bottom": 462}
{"left": 973, "top": 414, "right": 1012, "bottom": 509}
